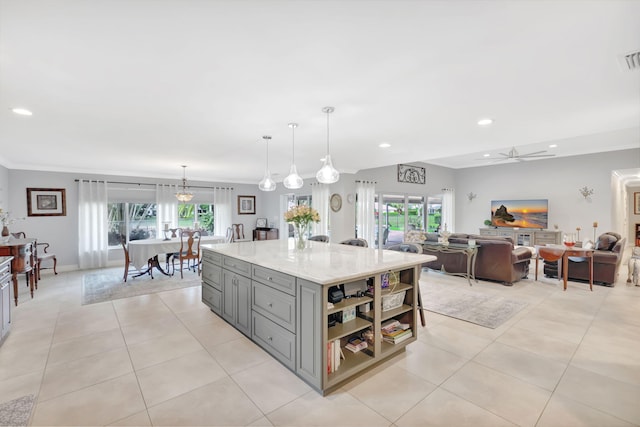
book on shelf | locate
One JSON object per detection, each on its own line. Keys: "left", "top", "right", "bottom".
{"left": 382, "top": 329, "right": 413, "bottom": 344}
{"left": 345, "top": 337, "right": 368, "bottom": 353}
{"left": 327, "top": 339, "right": 344, "bottom": 373}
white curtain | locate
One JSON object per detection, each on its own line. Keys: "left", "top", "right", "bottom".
{"left": 78, "top": 180, "right": 108, "bottom": 269}
{"left": 156, "top": 184, "right": 178, "bottom": 232}
{"left": 311, "top": 183, "right": 329, "bottom": 236}
{"left": 356, "top": 181, "right": 376, "bottom": 247}
{"left": 442, "top": 188, "right": 455, "bottom": 233}
{"left": 213, "top": 188, "right": 233, "bottom": 236}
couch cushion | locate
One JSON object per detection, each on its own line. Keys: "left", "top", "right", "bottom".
{"left": 595, "top": 234, "right": 617, "bottom": 251}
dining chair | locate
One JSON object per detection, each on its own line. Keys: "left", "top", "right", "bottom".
{"left": 385, "top": 242, "right": 426, "bottom": 326}
{"left": 121, "top": 235, "right": 149, "bottom": 282}
{"left": 173, "top": 230, "right": 202, "bottom": 278}
{"left": 231, "top": 223, "right": 251, "bottom": 242}
{"left": 308, "top": 235, "right": 329, "bottom": 242}
{"left": 225, "top": 227, "right": 234, "bottom": 243}
{"left": 340, "top": 238, "right": 368, "bottom": 247}
{"left": 36, "top": 242, "right": 57, "bottom": 280}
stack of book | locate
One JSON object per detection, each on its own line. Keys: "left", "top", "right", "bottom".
{"left": 381, "top": 319, "right": 412, "bottom": 344}
{"left": 345, "top": 337, "right": 368, "bottom": 353}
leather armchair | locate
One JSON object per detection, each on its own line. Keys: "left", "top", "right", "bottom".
{"left": 543, "top": 232, "right": 626, "bottom": 286}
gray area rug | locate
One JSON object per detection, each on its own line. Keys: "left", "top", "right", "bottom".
{"left": 82, "top": 269, "right": 200, "bottom": 305}
{"left": 422, "top": 282, "right": 528, "bottom": 329}
{"left": 0, "top": 394, "right": 35, "bottom": 427}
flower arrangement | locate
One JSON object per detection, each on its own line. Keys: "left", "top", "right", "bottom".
{"left": 284, "top": 205, "right": 320, "bottom": 250}
{"left": 284, "top": 205, "right": 320, "bottom": 227}
{"left": 0, "top": 208, "right": 24, "bottom": 237}
{"left": 0, "top": 209, "right": 24, "bottom": 227}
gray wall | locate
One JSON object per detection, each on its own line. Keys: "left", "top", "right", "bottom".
{"left": 4, "top": 148, "right": 638, "bottom": 271}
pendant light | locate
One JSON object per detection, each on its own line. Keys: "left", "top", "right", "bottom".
{"left": 175, "top": 165, "right": 194, "bottom": 202}
{"left": 283, "top": 123, "right": 304, "bottom": 189}
{"left": 316, "top": 106, "right": 340, "bottom": 184}
{"left": 258, "top": 135, "right": 276, "bottom": 192}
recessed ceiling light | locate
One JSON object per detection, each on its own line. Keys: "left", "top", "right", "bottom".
{"left": 379, "top": 143, "right": 391, "bottom": 148}
{"left": 477, "top": 118, "right": 493, "bottom": 126}
{"left": 549, "top": 144, "right": 558, "bottom": 148}
{"left": 12, "top": 107, "right": 32, "bottom": 116}
{"left": 483, "top": 153, "right": 491, "bottom": 157}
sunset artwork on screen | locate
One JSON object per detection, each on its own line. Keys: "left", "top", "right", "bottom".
{"left": 490, "top": 199, "right": 548, "bottom": 229}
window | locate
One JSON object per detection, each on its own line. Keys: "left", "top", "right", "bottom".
{"left": 108, "top": 202, "right": 215, "bottom": 247}
{"left": 178, "top": 203, "right": 214, "bottom": 232}
{"left": 107, "top": 203, "right": 158, "bottom": 246}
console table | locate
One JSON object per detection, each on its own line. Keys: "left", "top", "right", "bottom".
{"left": 253, "top": 227, "right": 279, "bottom": 241}
{"left": 0, "top": 238, "right": 36, "bottom": 306}
{"left": 479, "top": 228, "right": 561, "bottom": 246}
{"left": 420, "top": 242, "right": 479, "bottom": 285}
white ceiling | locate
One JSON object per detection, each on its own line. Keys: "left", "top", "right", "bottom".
{"left": 1, "top": 0, "right": 639, "bottom": 185}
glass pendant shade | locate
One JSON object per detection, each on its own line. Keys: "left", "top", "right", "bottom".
{"left": 258, "top": 170, "right": 276, "bottom": 191}
{"left": 175, "top": 165, "right": 194, "bottom": 202}
{"left": 283, "top": 164, "right": 303, "bottom": 189}
{"left": 316, "top": 106, "right": 339, "bottom": 184}
{"left": 258, "top": 135, "right": 276, "bottom": 192}
{"left": 283, "top": 122, "right": 303, "bottom": 189}
{"left": 316, "top": 154, "right": 340, "bottom": 184}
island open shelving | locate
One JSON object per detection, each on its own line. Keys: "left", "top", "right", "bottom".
{"left": 200, "top": 239, "right": 435, "bottom": 395}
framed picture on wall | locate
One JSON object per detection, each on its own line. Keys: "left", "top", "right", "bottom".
{"left": 238, "top": 195, "right": 256, "bottom": 215}
{"left": 27, "top": 188, "right": 67, "bottom": 216}
{"left": 634, "top": 192, "right": 640, "bottom": 215}
{"left": 397, "top": 164, "right": 426, "bottom": 184}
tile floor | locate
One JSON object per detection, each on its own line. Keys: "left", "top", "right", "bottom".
{"left": 0, "top": 259, "right": 638, "bottom": 426}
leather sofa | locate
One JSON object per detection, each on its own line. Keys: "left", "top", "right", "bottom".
{"left": 405, "top": 231, "right": 533, "bottom": 285}
{"left": 543, "top": 232, "right": 626, "bottom": 286}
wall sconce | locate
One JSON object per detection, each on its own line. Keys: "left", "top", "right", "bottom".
{"left": 579, "top": 186, "right": 594, "bottom": 199}
{"left": 467, "top": 192, "right": 477, "bottom": 201}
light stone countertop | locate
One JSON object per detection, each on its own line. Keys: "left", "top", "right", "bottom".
{"left": 201, "top": 239, "right": 436, "bottom": 286}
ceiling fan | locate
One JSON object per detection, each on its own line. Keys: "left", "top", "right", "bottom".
{"left": 482, "top": 147, "right": 556, "bottom": 162}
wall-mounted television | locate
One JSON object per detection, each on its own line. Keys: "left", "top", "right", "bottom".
{"left": 490, "top": 199, "right": 548, "bottom": 229}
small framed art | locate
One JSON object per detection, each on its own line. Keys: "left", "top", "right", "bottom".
{"left": 256, "top": 218, "right": 267, "bottom": 228}
{"left": 27, "top": 188, "right": 67, "bottom": 217}
{"left": 397, "top": 164, "right": 426, "bottom": 184}
{"left": 238, "top": 195, "right": 256, "bottom": 215}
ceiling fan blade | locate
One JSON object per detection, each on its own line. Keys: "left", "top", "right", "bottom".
{"left": 520, "top": 154, "right": 555, "bottom": 158}
{"left": 519, "top": 150, "right": 547, "bottom": 156}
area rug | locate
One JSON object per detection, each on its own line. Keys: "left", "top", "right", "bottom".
{"left": 0, "top": 394, "right": 35, "bottom": 427}
{"left": 82, "top": 269, "right": 200, "bottom": 305}
{"left": 422, "top": 281, "right": 528, "bottom": 329}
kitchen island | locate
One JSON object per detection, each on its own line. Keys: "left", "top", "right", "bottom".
{"left": 200, "top": 239, "right": 435, "bottom": 394}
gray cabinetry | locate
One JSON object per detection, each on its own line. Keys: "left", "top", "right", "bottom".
{"left": 201, "top": 251, "right": 223, "bottom": 315}
{"left": 222, "top": 269, "right": 251, "bottom": 337}
{"left": 296, "top": 279, "right": 322, "bottom": 390}
{"left": 0, "top": 257, "right": 12, "bottom": 344}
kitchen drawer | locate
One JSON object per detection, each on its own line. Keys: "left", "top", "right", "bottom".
{"left": 202, "top": 283, "right": 222, "bottom": 315}
{"left": 202, "top": 250, "right": 222, "bottom": 266}
{"left": 223, "top": 256, "right": 251, "bottom": 277}
{"left": 252, "top": 312, "right": 295, "bottom": 370}
{"left": 252, "top": 282, "right": 296, "bottom": 333}
{"left": 202, "top": 262, "right": 222, "bottom": 290}
{"left": 252, "top": 265, "right": 296, "bottom": 296}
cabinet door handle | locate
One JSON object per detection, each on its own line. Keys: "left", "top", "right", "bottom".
{"left": 267, "top": 336, "right": 273, "bottom": 341}
{"left": 267, "top": 276, "right": 273, "bottom": 281}
{"left": 268, "top": 302, "right": 273, "bottom": 307}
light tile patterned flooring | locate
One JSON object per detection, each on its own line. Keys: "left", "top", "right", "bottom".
{"left": 0, "top": 260, "right": 638, "bottom": 426}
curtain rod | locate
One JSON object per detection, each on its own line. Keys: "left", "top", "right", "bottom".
{"left": 355, "top": 180, "right": 377, "bottom": 184}
{"left": 74, "top": 179, "right": 233, "bottom": 190}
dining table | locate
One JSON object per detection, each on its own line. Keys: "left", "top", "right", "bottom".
{"left": 128, "top": 235, "right": 226, "bottom": 276}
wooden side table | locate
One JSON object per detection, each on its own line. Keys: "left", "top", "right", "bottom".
{"left": 563, "top": 248, "right": 594, "bottom": 291}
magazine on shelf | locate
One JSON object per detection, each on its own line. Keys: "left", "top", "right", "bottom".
{"left": 345, "top": 337, "right": 368, "bottom": 353}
